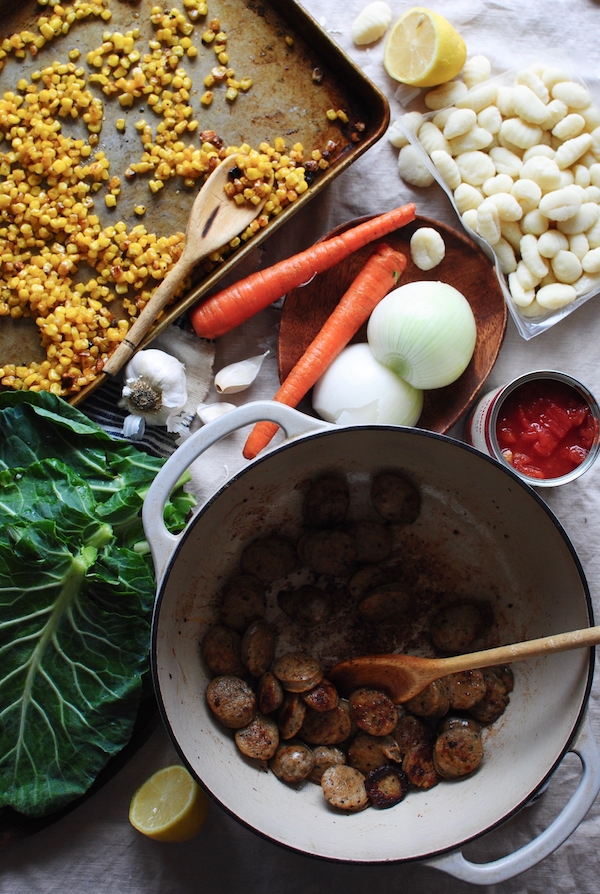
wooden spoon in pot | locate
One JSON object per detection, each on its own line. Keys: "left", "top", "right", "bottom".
{"left": 102, "top": 155, "right": 273, "bottom": 376}
{"left": 328, "top": 624, "right": 600, "bottom": 703}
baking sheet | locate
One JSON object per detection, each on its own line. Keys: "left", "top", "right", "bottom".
{"left": 0, "top": 0, "right": 389, "bottom": 402}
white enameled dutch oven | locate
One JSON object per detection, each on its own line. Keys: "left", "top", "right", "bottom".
{"left": 143, "top": 401, "right": 600, "bottom": 885}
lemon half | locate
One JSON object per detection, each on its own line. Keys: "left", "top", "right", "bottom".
{"left": 129, "top": 765, "right": 210, "bottom": 842}
{"left": 384, "top": 7, "right": 467, "bottom": 88}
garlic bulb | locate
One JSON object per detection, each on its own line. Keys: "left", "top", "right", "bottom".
{"left": 119, "top": 349, "right": 187, "bottom": 439}
{"left": 213, "top": 351, "right": 269, "bottom": 394}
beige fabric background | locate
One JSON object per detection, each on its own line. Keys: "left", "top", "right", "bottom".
{"left": 3, "top": 1, "right": 600, "bottom": 891}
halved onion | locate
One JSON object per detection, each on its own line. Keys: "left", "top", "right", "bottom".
{"left": 366, "top": 281, "right": 477, "bottom": 389}
{"left": 312, "top": 343, "right": 423, "bottom": 426}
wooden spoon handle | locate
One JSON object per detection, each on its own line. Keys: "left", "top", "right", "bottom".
{"left": 437, "top": 624, "right": 600, "bottom": 675}
{"left": 102, "top": 252, "right": 195, "bottom": 376}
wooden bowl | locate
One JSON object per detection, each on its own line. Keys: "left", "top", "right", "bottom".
{"left": 278, "top": 215, "right": 508, "bottom": 433}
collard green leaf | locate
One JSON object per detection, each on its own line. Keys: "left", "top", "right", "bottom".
{"left": 0, "top": 459, "right": 154, "bottom": 816}
{"left": 0, "top": 393, "right": 196, "bottom": 817}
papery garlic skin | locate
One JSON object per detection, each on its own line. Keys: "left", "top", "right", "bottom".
{"left": 119, "top": 349, "right": 187, "bottom": 438}
{"left": 214, "top": 351, "right": 269, "bottom": 394}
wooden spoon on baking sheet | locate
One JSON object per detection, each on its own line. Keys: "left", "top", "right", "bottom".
{"left": 102, "top": 156, "right": 273, "bottom": 376}
{"left": 328, "top": 624, "right": 600, "bottom": 703}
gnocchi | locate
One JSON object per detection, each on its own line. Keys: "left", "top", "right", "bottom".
{"left": 351, "top": 1, "right": 392, "bottom": 46}
{"left": 390, "top": 57, "right": 600, "bottom": 324}
{"left": 410, "top": 227, "right": 446, "bottom": 270}
{"left": 397, "top": 144, "right": 435, "bottom": 188}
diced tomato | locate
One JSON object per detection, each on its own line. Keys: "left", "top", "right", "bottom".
{"left": 532, "top": 428, "right": 559, "bottom": 458}
{"left": 545, "top": 404, "right": 572, "bottom": 439}
{"left": 495, "top": 379, "right": 595, "bottom": 480}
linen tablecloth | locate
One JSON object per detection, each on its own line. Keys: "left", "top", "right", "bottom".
{"left": 3, "top": 1, "right": 600, "bottom": 891}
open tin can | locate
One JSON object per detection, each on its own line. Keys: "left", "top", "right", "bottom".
{"left": 466, "top": 370, "right": 600, "bottom": 487}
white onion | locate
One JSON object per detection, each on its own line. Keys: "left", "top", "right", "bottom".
{"left": 312, "top": 343, "right": 423, "bottom": 426}
{"left": 366, "top": 281, "right": 477, "bottom": 389}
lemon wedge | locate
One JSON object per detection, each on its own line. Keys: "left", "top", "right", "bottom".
{"left": 129, "top": 765, "right": 210, "bottom": 842}
{"left": 383, "top": 7, "right": 467, "bottom": 88}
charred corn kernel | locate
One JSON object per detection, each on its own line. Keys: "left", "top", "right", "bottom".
{"left": 200, "top": 90, "right": 213, "bottom": 106}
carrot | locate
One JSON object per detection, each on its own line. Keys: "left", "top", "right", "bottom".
{"left": 190, "top": 203, "right": 416, "bottom": 339}
{"left": 242, "top": 242, "right": 408, "bottom": 460}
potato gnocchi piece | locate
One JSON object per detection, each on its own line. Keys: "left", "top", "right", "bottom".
{"left": 500, "top": 117, "right": 543, "bottom": 150}
{"left": 511, "top": 84, "right": 549, "bottom": 126}
{"left": 554, "top": 133, "right": 593, "bottom": 171}
{"left": 537, "top": 229, "right": 569, "bottom": 258}
{"left": 477, "top": 104, "right": 503, "bottom": 135}
{"left": 482, "top": 173, "right": 514, "bottom": 196}
{"left": 582, "top": 247, "right": 600, "bottom": 273}
{"left": 387, "top": 111, "right": 424, "bottom": 148}
{"left": 410, "top": 226, "right": 446, "bottom": 270}
{"left": 476, "top": 199, "right": 501, "bottom": 244}
{"left": 520, "top": 233, "right": 550, "bottom": 279}
{"left": 551, "top": 80, "right": 592, "bottom": 109}
{"left": 521, "top": 208, "right": 549, "bottom": 236}
{"left": 516, "top": 68, "right": 549, "bottom": 103}
{"left": 487, "top": 191, "right": 523, "bottom": 221}
{"left": 508, "top": 271, "right": 536, "bottom": 307}
{"left": 538, "top": 185, "right": 583, "bottom": 221}
{"left": 418, "top": 121, "right": 451, "bottom": 155}
{"left": 541, "top": 98, "right": 569, "bottom": 131}
{"left": 454, "top": 181, "right": 485, "bottom": 213}
{"left": 510, "top": 178, "right": 542, "bottom": 214}
{"left": 462, "top": 208, "right": 478, "bottom": 231}
{"left": 455, "top": 82, "right": 498, "bottom": 113}
{"left": 424, "top": 80, "right": 468, "bottom": 111}
{"left": 462, "top": 55, "right": 492, "bottom": 89}
{"left": 551, "top": 249, "right": 582, "bottom": 283}
{"left": 493, "top": 237, "right": 518, "bottom": 274}
{"left": 397, "top": 144, "right": 435, "bottom": 187}
{"left": 443, "top": 108, "right": 477, "bottom": 140}
{"left": 515, "top": 258, "right": 542, "bottom": 291}
{"left": 449, "top": 126, "right": 494, "bottom": 155}
{"left": 455, "top": 150, "right": 496, "bottom": 186}
{"left": 553, "top": 113, "right": 586, "bottom": 142}
{"left": 351, "top": 1, "right": 392, "bottom": 45}
{"left": 489, "top": 146, "right": 522, "bottom": 177}
{"left": 500, "top": 219, "right": 525, "bottom": 251}
{"left": 430, "top": 149, "right": 462, "bottom": 190}
{"left": 519, "top": 155, "right": 561, "bottom": 190}
{"left": 557, "top": 203, "right": 599, "bottom": 236}
{"left": 568, "top": 233, "right": 590, "bottom": 260}
{"left": 536, "top": 282, "right": 577, "bottom": 309}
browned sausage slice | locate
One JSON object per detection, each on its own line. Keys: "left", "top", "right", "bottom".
{"left": 321, "top": 765, "right": 369, "bottom": 812}
{"left": 348, "top": 687, "right": 398, "bottom": 736}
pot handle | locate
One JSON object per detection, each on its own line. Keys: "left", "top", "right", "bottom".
{"left": 142, "top": 400, "right": 332, "bottom": 583}
{"left": 424, "top": 713, "right": 600, "bottom": 885}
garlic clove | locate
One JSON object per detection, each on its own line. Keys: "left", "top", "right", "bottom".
{"left": 123, "top": 413, "right": 146, "bottom": 439}
{"left": 196, "top": 402, "right": 237, "bottom": 424}
{"left": 213, "top": 351, "right": 269, "bottom": 394}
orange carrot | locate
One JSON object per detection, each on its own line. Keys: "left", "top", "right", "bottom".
{"left": 242, "top": 243, "right": 408, "bottom": 460}
{"left": 190, "top": 203, "right": 416, "bottom": 339}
